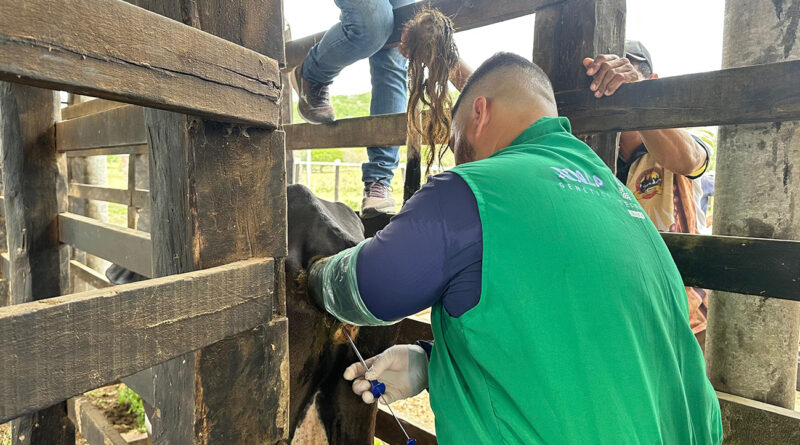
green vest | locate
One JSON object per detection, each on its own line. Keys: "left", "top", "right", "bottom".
{"left": 430, "top": 117, "right": 722, "bottom": 444}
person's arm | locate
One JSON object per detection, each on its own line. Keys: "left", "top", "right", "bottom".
{"left": 583, "top": 54, "right": 709, "bottom": 176}
{"left": 450, "top": 58, "right": 473, "bottom": 92}
{"left": 308, "top": 172, "right": 481, "bottom": 325}
{"left": 639, "top": 129, "right": 708, "bottom": 176}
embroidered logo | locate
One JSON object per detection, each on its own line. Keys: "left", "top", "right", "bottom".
{"left": 634, "top": 167, "right": 663, "bottom": 200}
{"left": 551, "top": 167, "right": 605, "bottom": 188}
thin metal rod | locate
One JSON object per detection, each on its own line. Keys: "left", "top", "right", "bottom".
{"left": 344, "top": 331, "right": 411, "bottom": 441}
{"left": 382, "top": 395, "right": 411, "bottom": 440}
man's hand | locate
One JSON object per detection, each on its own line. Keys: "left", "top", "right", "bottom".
{"left": 344, "top": 344, "right": 429, "bottom": 404}
{"left": 583, "top": 54, "right": 644, "bottom": 98}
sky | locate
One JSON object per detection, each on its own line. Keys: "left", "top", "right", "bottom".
{"left": 284, "top": 0, "right": 726, "bottom": 96}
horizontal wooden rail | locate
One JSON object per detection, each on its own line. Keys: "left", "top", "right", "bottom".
{"left": 65, "top": 144, "right": 148, "bottom": 158}
{"left": 286, "top": 114, "right": 408, "bottom": 150}
{"left": 57, "top": 105, "right": 146, "bottom": 151}
{"left": 0, "top": 258, "right": 274, "bottom": 424}
{"left": 376, "top": 405, "right": 437, "bottom": 445}
{"left": 70, "top": 260, "right": 112, "bottom": 290}
{"left": 285, "top": 0, "right": 564, "bottom": 69}
{"left": 1, "top": 0, "right": 281, "bottom": 127}
{"left": 61, "top": 99, "right": 126, "bottom": 121}
{"left": 68, "top": 184, "right": 149, "bottom": 209}
{"left": 560, "top": 60, "right": 800, "bottom": 134}
{"left": 396, "top": 315, "right": 433, "bottom": 345}
{"left": 717, "top": 391, "right": 800, "bottom": 444}
{"left": 663, "top": 233, "right": 800, "bottom": 300}
{"left": 58, "top": 213, "right": 152, "bottom": 277}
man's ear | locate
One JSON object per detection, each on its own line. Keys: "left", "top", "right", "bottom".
{"left": 649, "top": 73, "right": 659, "bottom": 80}
{"left": 471, "top": 96, "right": 490, "bottom": 138}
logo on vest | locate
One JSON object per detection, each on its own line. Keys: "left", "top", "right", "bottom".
{"left": 634, "top": 167, "right": 663, "bottom": 200}
{"left": 551, "top": 167, "right": 605, "bottom": 188}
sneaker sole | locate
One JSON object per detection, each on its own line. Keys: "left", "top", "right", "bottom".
{"left": 361, "top": 206, "right": 396, "bottom": 218}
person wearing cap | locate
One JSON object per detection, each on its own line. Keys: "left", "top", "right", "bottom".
{"left": 583, "top": 41, "right": 712, "bottom": 349}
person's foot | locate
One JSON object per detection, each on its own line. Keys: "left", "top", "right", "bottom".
{"left": 290, "top": 63, "right": 335, "bottom": 124}
{"left": 361, "top": 180, "right": 395, "bottom": 217}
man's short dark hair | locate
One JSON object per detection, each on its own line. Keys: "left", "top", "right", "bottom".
{"left": 452, "top": 52, "right": 554, "bottom": 117}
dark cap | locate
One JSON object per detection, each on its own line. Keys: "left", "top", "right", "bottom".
{"left": 625, "top": 40, "right": 653, "bottom": 71}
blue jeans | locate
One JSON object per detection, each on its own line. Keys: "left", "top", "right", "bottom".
{"left": 303, "top": 0, "right": 413, "bottom": 185}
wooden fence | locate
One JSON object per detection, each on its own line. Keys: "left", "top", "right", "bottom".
{"left": 0, "top": 0, "right": 799, "bottom": 444}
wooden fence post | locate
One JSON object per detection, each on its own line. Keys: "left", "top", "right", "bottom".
{"left": 122, "top": 1, "right": 288, "bottom": 444}
{"left": 533, "top": 0, "right": 626, "bottom": 172}
{"left": 0, "top": 83, "right": 74, "bottom": 444}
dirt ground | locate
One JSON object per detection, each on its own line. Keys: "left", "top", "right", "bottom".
{"left": 83, "top": 385, "right": 143, "bottom": 436}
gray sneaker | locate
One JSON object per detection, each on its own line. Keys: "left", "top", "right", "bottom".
{"left": 361, "top": 180, "right": 395, "bottom": 217}
{"left": 290, "top": 63, "right": 335, "bottom": 124}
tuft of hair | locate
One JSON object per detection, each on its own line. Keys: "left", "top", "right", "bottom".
{"left": 633, "top": 60, "right": 653, "bottom": 78}
{"left": 404, "top": 6, "right": 460, "bottom": 176}
{"left": 452, "top": 52, "right": 554, "bottom": 118}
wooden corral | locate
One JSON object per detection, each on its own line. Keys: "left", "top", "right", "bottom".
{"left": 0, "top": 0, "right": 798, "bottom": 444}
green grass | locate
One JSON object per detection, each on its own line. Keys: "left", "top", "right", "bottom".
{"left": 118, "top": 384, "right": 147, "bottom": 433}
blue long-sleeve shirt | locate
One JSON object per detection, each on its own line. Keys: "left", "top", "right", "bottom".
{"left": 355, "top": 172, "right": 483, "bottom": 320}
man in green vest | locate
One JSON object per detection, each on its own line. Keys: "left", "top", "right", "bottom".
{"left": 308, "top": 52, "right": 722, "bottom": 444}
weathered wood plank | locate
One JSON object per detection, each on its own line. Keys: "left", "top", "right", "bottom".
{"left": 376, "top": 406, "right": 437, "bottom": 445}
{"left": 68, "top": 184, "right": 129, "bottom": 206}
{"left": 65, "top": 144, "right": 148, "bottom": 158}
{"left": 534, "top": 0, "right": 625, "bottom": 171}
{"left": 285, "top": 0, "right": 564, "bottom": 69}
{"left": 1, "top": 82, "right": 74, "bottom": 444}
{"left": 395, "top": 315, "right": 433, "bottom": 345}
{"left": 68, "top": 183, "right": 149, "bottom": 210}
{"left": 131, "top": 1, "right": 289, "bottom": 442}
{"left": 286, "top": 113, "right": 408, "bottom": 150}
{"left": 58, "top": 213, "right": 152, "bottom": 278}
{"left": 0, "top": 258, "right": 275, "bottom": 424}
{"left": 560, "top": 60, "right": 800, "bottom": 134}
{"left": 717, "top": 391, "right": 800, "bottom": 445}
{"left": 57, "top": 105, "right": 146, "bottom": 151}
{"left": 69, "top": 260, "right": 111, "bottom": 290}
{"left": 1, "top": 0, "right": 281, "bottom": 127}
{"left": 60, "top": 99, "right": 125, "bottom": 121}
{"left": 663, "top": 233, "right": 800, "bottom": 300}
{"left": 67, "top": 397, "right": 129, "bottom": 445}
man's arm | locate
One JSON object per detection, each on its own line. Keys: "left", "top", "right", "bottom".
{"left": 584, "top": 54, "right": 708, "bottom": 176}
{"left": 308, "top": 172, "right": 482, "bottom": 325}
{"left": 450, "top": 58, "right": 473, "bottom": 92}
{"left": 638, "top": 129, "right": 708, "bottom": 176}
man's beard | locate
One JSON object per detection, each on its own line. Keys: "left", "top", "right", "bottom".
{"left": 454, "top": 133, "right": 476, "bottom": 165}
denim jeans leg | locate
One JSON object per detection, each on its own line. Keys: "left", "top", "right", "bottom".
{"left": 362, "top": 46, "right": 408, "bottom": 185}
{"left": 303, "top": 0, "right": 395, "bottom": 85}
